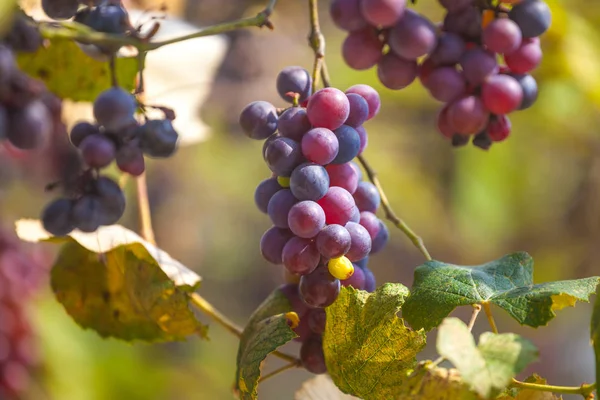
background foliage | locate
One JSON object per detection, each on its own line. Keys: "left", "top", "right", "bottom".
{"left": 3, "top": 0, "right": 600, "bottom": 398}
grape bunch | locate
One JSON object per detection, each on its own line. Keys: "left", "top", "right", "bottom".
{"left": 41, "top": 85, "right": 179, "bottom": 236}
{"left": 330, "top": 0, "right": 551, "bottom": 148}
{"left": 239, "top": 66, "right": 389, "bottom": 374}
{"left": 0, "top": 232, "right": 49, "bottom": 398}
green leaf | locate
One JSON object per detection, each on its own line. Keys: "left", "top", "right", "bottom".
{"left": 403, "top": 252, "right": 600, "bottom": 331}
{"left": 592, "top": 283, "right": 600, "bottom": 390}
{"left": 16, "top": 220, "right": 205, "bottom": 342}
{"left": 235, "top": 288, "right": 298, "bottom": 400}
{"left": 437, "top": 318, "right": 538, "bottom": 399}
{"left": 323, "top": 284, "right": 427, "bottom": 400}
{"left": 16, "top": 39, "right": 139, "bottom": 102}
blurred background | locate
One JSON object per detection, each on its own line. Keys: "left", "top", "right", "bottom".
{"left": 1, "top": 0, "right": 599, "bottom": 398}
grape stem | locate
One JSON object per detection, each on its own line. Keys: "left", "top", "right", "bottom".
{"left": 510, "top": 380, "right": 597, "bottom": 398}
{"left": 357, "top": 155, "right": 433, "bottom": 261}
{"left": 258, "top": 361, "right": 301, "bottom": 383}
{"left": 36, "top": 0, "right": 278, "bottom": 52}
{"left": 481, "top": 301, "right": 498, "bottom": 334}
{"left": 135, "top": 172, "right": 156, "bottom": 246}
{"left": 431, "top": 304, "right": 481, "bottom": 368}
{"left": 307, "top": 0, "right": 331, "bottom": 90}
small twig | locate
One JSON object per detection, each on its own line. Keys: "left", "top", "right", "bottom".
{"left": 481, "top": 302, "right": 498, "bottom": 334}
{"left": 357, "top": 155, "right": 432, "bottom": 261}
{"left": 307, "top": 0, "right": 326, "bottom": 91}
{"left": 135, "top": 173, "right": 156, "bottom": 245}
{"left": 511, "top": 379, "right": 596, "bottom": 398}
{"left": 188, "top": 293, "right": 300, "bottom": 364}
{"left": 259, "top": 361, "right": 300, "bottom": 383}
{"left": 36, "top": 0, "right": 278, "bottom": 52}
{"left": 467, "top": 304, "right": 482, "bottom": 332}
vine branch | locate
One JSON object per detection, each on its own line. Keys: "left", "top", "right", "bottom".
{"left": 258, "top": 361, "right": 300, "bottom": 383}
{"left": 510, "top": 379, "right": 596, "bottom": 398}
{"left": 357, "top": 155, "right": 432, "bottom": 261}
{"left": 36, "top": 0, "right": 278, "bottom": 52}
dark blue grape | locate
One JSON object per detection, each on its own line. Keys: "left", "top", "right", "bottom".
{"left": 345, "top": 93, "right": 369, "bottom": 128}
{"left": 290, "top": 163, "right": 330, "bottom": 201}
{"left": 138, "top": 119, "right": 179, "bottom": 158}
{"left": 267, "top": 189, "right": 298, "bottom": 228}
{"left": 79, "top": 134, "right": 116, "bottom": 168}
{"left": 254, "top": 177, "right": 282, "bottom": 213}
{"left": 509, "top": 0, "right": 551, "bottom": 38}
{"left": 260, "top": 227, "right": 294, "bottom": 264}
{"left": 70, "top": 121, "right": 100, "bottom": 147}
{"left": 7, "top": 100, "right": 51, "bottom": 150}
{"left": 72, "top": 195, "right": 104, "bottom": 232}
{"left": 353, "top": 257, "right": 369, "bottom": 270}
{"left": 276, "top": 67, "right": 312, "bottom": 104}
{"left": 353, "top": 182, "right": 381, "bottom": 212}
{"left": 42, "top": 0, "right": 79, "bottom": 20}
{"left": 330, "top": 125, "right": 360, "bottom": 165}
{"left": 41, "top": 198, "right": 75, "bottom": 236}
{"left": 93, "top": 87, "right": 137, "bottom": 132}
{"left": 278, "top": 107, "right": 312, "bottom": 142}
{"left": 512, "top": 74, "right": 538, "bottom": 110}
{"left": 363, "top": 267, "right": 376, "bottom": 292}
{"left": 94, "top": 176, "right": 126, "bottom": 225}
{"left": 239, "top": 101, "right": 278, "bottom": 140}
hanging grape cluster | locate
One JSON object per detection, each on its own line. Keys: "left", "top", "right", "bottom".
{"left": 0, "top": 232, "right": 48, "bottom": 399}
{"left": 331, "top": 0, "right": 550, "bottom": 148}
{"left": 39, "top": 1, "right": 180, "bottom": 236}
{"left": 239, "top": 66, "right": 391, "bottom": 374}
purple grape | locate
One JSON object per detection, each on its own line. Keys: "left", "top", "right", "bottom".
{"left": 42, "top": 0, "right": 79, "bottom": 19}
{"left": 71, "top": 195, "right": 104, "bottom": 232}
{"left": 278, "top": 107, "right": 311, "bottom": 142}
{"left": 330, "top": 0, "right": 368, "bottom": 31}
{"left": 317, "top": 187, "right": 356, "bottom": 226}
{"left": 262, "top": 133, "right": 279, "bottom": 160}
{"left": 282, "top": 236, "right": 320, "bottom": 275}
{"left": 349, "top": 206, "right": 360, "bottom": 223}
{"left": 438, "top": 0, "right": 473, "bottom": 12}
{"left": 429, "top": 32, "right": 465, "bottom": 66}
{"left": 341, "top": 265, "right": 365, "bottom": 289}
{"left": 355, "top": 126, "right": 368, "bottom": 155}
{"left": 70, "top": 121, "right": 100, "bottom": 147}
{"left": 264, "top": 137, "right": 302, "bottom": 177}
{"left": 299, "top": 265, "right": 340, "bottom": 308}
{"left": 359, "top": 211, "right": 380, "bottom": 239}
{"left": 363, "top": 267, "right": 376, "bottom": 292}
{"left": 254, "top": 177, "right": 282, "bottom": 213}
{"left": 288, "top": 201, "right": 326, "bottom": 238}
{"left": 94, "top": 177, "right": 125, "bottom": 225}
{"left": 307, "top": 88, "right": 350, "bottom": 130}
{"left": 267, "top": 189, "right": 298, "bottom": 228}
{"left": 350, "top": 161, "right": 363, "bottom": 181}
{"left": 459, "top": 48, "right": 499, "bottom": 86}
{"left": 316, "top": 224, "right": 352, "bottom": 259}
{"left": 290, "top": 163, "right": 330, "bottom": 201}
{"left": 509, "top": 0, "right": 551, "bottom": 38}
{"left": 483, "top": 18, "right": 522, "bottom": 54}
{"left": 300, "top": 335, "right": 327, "bottom": 374}
{"left": 116, "top": 143, "right": 145, "bottom": 177}
{"left": 93, "top": 87, "right": 137, "bottom": 132}
{"left": 345, "top": 85, "right": 380, "bottom": 120}
{"left": 360, "top": 0, "right": 407, "bottom": 28}
{"left": 376, "top": 52, "right": 418, "bottom": 90}
{"left": 446, "top": 95, "right": 489, "bottom": 135}
{"left": 443, "top": 6, "right": 482, "bottom": 40}
{"left": 389, "top": 10, "right": 438, "bottom": 61}
{"left": 276, "top": 66, "right": 312, "bottom": 103}
{"left": 41, "top": 198, "right": 75, "bottom": 236}
{"left": 345, "top": 94, "right": 369, "bottom": 128}
{"left": 307, "top": 308, "right": 326, "bottom": 334}
{"left": 279, "top": 283, "right": 310, "bottom": 316}
{"left": 426, "top": 67, "right": 466, "bottom": 102}
{"left": 371, "top": 220, "right": 389, "bottom": 254}
{"left": 512, "top": 73, "right": 538, "bottom": 110}
{"left": 239, "top": 101, "right": 278, "bottom": 140}
{"left": 301, "top": 128, "right": 339, "bottom": 165}
{"left": 293, "top": 312, "right": 312, "bottom": 343}
{"left": 331, "top": 125, "right": 360, "bottom": 165}
{"left": 505, "top": 38, "right": 542, "bottom": 73}
{"left": 353, "top": 182, "right": 380, "bottom": 212}
{"left": 79, "top": 134, "right": 116, "bottom": 168}
{"left": 7, "top": 100, "right": 51, "bottom": 150}
{"left": 326, "top": 163, "right": 359, "bottom": 194}
{"left": 260, "top": 227, "right": 294, "bottom": 264}
{"left": 345, "top": 222, "right": 372, "bottom": 261}
{"left": 342, "top": 28, "right": 383, "bottom": 70}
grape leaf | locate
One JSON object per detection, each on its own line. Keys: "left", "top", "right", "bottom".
{"left": 497, "top": 374, "right": 562, "bottom": 400}
{"left": 16, "top": 39, "right": 139, "bottom": 102}
{"left": 323, "top": 284, "right": 427, "bottom": 400}
{"left": 403, "top": 252, "right": 600, "bottom": 331}
{"left": 401, "top": 363, "right": 481, "bottom": 400}
{"left": 437, "top": 318, "right": 538, "bottom": 399}
{"left": 16, "top": 220, "right": 205, "bottom": 342}
{"left": 235, "top": 288, "right": 298, "bottom": 400}
{"left": 592, "top": 283, "right": 600, "bottom": 390}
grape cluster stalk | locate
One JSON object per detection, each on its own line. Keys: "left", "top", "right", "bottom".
{"left": 331, "top": 0, "right": 550, "bottom": 148}
{"left": 38, "top": 1, "right": 180, "bottom": 236}
{"left": 239, "top": 66, "right": 391, "bottom": 375}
